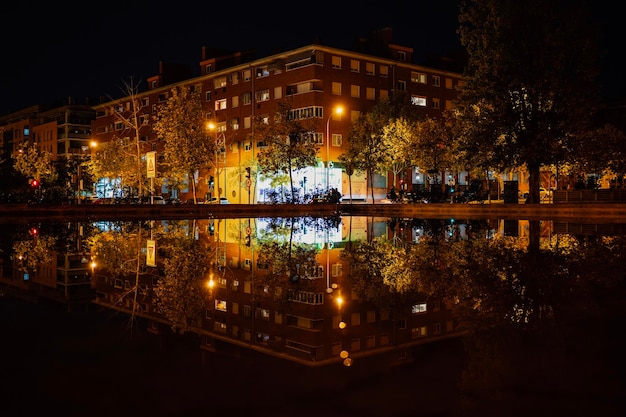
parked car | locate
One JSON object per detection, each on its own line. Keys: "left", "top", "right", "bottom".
{"left": 206, "top": 197, "right": 230, "bottom": 204}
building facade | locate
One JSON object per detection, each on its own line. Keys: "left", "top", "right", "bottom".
{"left": 91, "top": 29, "right": 464, "bottom": 203}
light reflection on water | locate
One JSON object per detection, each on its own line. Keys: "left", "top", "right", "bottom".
{"left": 1, "top": 215, "right": 625, "bottom": 416}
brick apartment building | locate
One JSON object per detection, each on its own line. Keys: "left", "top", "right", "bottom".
{"left": 91, "top": 28, "right": 464, "bottom": 203}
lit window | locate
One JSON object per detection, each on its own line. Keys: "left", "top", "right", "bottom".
{"left": 411, "top": 95, "right": 427, "bottom": 107}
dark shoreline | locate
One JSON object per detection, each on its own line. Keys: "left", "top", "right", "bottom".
{"left": 2, "top": 202, "right": 626, "bottom": 223}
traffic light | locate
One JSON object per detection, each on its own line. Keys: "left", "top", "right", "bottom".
{"left": 31, "top": 179, "right": 39, "bottom": 188}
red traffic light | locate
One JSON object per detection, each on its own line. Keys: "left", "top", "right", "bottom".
{"left": 31, "top": 179, "right": 39, "bottom": 187}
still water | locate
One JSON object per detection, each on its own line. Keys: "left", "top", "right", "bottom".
{"left": 1, "top": 215, "right": 625, "bottom": 416}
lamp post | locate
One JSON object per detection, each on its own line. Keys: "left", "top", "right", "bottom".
{"left": 326, "top": 106, "right": 343, "bottom": 191}
{"left": 207, "top": 122, "right": 219, "bottom": 202}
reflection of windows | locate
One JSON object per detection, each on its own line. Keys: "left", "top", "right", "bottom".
{"left": 411, "top": 303, "right": 427, "bottom": 314}
{"left": 215, "top": 299, "right": 227, "bottom": 312}
{"left": 411, "top": 326, "right": 427, "bottom": 339}
{"left": 257, "top": 308, "right": 270, "bottom": 320}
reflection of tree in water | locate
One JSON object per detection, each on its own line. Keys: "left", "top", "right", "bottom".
{"left": 254, "top": 217, "right": 321, "bottom": 312}
{"left": 154, "top": 240, "right": 209, "bottom": 333}
{"left": 344, "top": 218, "right": 626, "bottom": 415}
{"left": 88, "top": 220, "right": 210, "bottom": 334}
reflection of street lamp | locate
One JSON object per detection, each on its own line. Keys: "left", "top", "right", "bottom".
{"left": 326, "top": 106, "right": 343, "bottom": 190}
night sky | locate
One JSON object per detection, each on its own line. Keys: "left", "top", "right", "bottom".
{"left": 0, "top": 1, "right": 622, "bottom": 115}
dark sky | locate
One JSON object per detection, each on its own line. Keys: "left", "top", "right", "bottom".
{"left": 0, "top": 1, "right": 622, "bottom": 116}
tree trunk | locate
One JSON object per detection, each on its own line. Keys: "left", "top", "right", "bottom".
{"left": 527, "top": 163, "right": 541, "bottom": 204}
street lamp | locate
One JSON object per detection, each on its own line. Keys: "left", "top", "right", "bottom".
{"left": 326, "top": 106, "right": 343, "bottom": 190}
{"left": 207, "top": 122, "right": 219, "bottom": 202}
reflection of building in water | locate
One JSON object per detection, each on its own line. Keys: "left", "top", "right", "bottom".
{"left": 87, "top": 216, "right": 471, "bottom": 367}
{"left": 0, "top": 223, "right": 94, "bottom": 308}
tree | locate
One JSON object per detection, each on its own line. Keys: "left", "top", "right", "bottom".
{"left": 344, "top": 99, "right": 395, "bottom": 203}
{"left": 455, "top": 0, "right": 602, "bottom": 203}
{"left": 153, "top": 85, "right": 215, "bottom": 203}
{"left": 250, "top": 101, "right": 319, "bottom": 203}
{"left": 111, "top": 78, "right": 153, "bottom": 197}
{"left": 12, "top": 146, "right": 58, "bottom": 186}
{"left": 381, "top": 118, "right": 416, "bottom": 187}
{"left": 412, "top": 117, "right": 459, "bottom": 201}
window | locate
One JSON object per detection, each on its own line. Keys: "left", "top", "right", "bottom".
{"left": 231, "top": 96, "right": 239, "bottom": 108}
{"left": 331, "top": 263, "right": 342, "bottom": 277}
{"left": 365, "top": 62, "right": 375, "bottom": 75}
{"left": 256, "top": 67, "right": 270, "bottom": 78}
{"left": 379, "top": 65, "right": 389, "bottom": 77}
{"left": 305, "top": 132, "right": 323, "bottom": 145}
{"left": 366, "top": 310, "right": 376, "bottom": 323}
{"left": 141, "top": 97, "right": 149, "bottom": 106}
{"left": 397, "top": 51, "right": 406, "bottom": 61}
{"left": 287, "top": 106, "right": 323, "bottom": 120}
{"left": 255, "top": 89, "right": 270, "bottom": 102}
{"left": 244, "top": 116, "right": 251, "bottom": 129}
{"left": 445, "top": 78, "right": 454, "bottom": 89}
{"left": 242, "top": 92, "right": 252, "bottom": 105}
{"left": 331, "top": 55, "right": 342, "bottom": 69}
{"left": 231, "top": 72, "right": 239, "bottom": 84}
{"left": 380, "top": 89, "right": 389, "bottom": 99}
{"left": 432, "top": 98, "right": 440, "bottom": 109}
{"left": 213, "top": 76, "right": 227, "bottom": 88}
{"left": 205, "top": 91, "right": 212, "bottom": 101}
{"left": 332, "top": 134, "right": 342, "bottom": 146}
{"left": 350, "top": 85, "right": 360, "bottom": 98}
{"left": 215, "top": 99, "right": 227, "bottom": 110}
{"left": 243, "top": 69, "right": 251, "bottom": 82}
{"left": 366, "top": 87, "right": 375, "bottom": 100}
{"left": 350, "top": 59, "right": 360, "bottom": 72}
{"left": 274, "top": 86, "right": 282, "bottom": 100}
{"left": 445, "top": 99, "right": 453, "bottom": 110}
{"left": 411, "top": 71, "right": 427, "bottom": 84}
{"left": 432, "top": 75, "right": 440, "bottom": 87}
{"left": 205, "top": 64, "right": 212, "bottom": 74}
{"left": 351, "top": 312, "right": 361, "bottom": 326}
{"left": 332, "top": 82, "right": 342, "bottom": 95}
{"left": 397, "top": 80, "right": 407, "bottom": 92}
{"left": 411, "top": 95, "right": 427, "bottom": 107}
